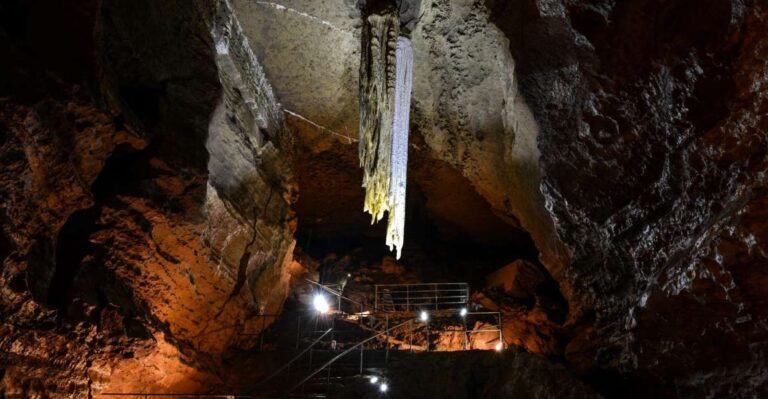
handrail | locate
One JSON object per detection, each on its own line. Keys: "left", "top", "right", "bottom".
{"left": 375, "top": 282, "right": 470, "bottom": 311}
{"left": 304, "top": 278, "right": 388, "bottom": 314}
{"left": 374, "top": 282, "right": 468, "bottom": 287}
{"left": 287, "top": 319, "right": 414, "bottom": 395}
{"left": 251, "top": 327, "right": 333, "bottom": 389}
{"left": 304, "top": 278, "right": 379, "bottom": 313}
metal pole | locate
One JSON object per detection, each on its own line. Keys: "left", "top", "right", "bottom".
{"left": 498, "top": 313, "right": 504, "bottom": 349}
{"left": 409, "top": 319, "right": 413, "bottom": 352}
{"left": 385, "top": 314, "right": 390, "bottom": 365}
{"left": 288, "top": 320, "right": 412, "bottom": 394}
{"left": 296, "top": 315, "right": 301, "bottom": 350}
{"left": 308, "top": 346, "right": 313, "bottom": 372}
{"left": 406, "top": 285, "right": 410, "bottom": 311}
{"left": 434, "top": 283, "right": 438, "bottom": 310}
{"left": 255, "top": 328, "right": 332, "bottom": 388}
{"left": 463, "top": 315, "right": 468, "bottom": 350}
{"left": 359, "top": 340, "right": 364, "bottom": 375}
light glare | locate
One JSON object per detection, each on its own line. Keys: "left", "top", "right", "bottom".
{"left": 380, "top": 383, "right": 388, "bottom": 392}
{"left": 370, "top": 376, "right": 379, "bottom": 384}
{"left": 313, "top": 294, "right": 330, "bottom": 314}
{"left": 460, "top": 308, "right": 467, "bottom": 317}
{"left": 419, "top": 311, "right": 428, "bottom": 322}
{"left": 495, "top": 342, "right": 503, "bottom": 352}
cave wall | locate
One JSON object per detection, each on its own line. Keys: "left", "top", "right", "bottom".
{"left": 0, "top": 0, "right": 301, "bottom": 397}
{"left": 484, "top": 0, "right": 768, "bottom": 396}
{"left": 2, "top": 0, "right": 767, "bottom": 397}
{"left": 410, "top": 0, "right": 571, "bottom": 275}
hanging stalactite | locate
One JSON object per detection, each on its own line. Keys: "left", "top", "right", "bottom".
{"left": 359, "top": 5, "right": 413, "bottom": 259}
{"left": 359, "top": 12, "right": 399, "bottom": 225}
{"left": 386, "top": 36, "right": 413, "bottom": 258}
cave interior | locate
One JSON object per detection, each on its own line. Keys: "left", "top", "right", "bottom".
{"left": 1, "top": 0, "right": 768, "bottom": 398}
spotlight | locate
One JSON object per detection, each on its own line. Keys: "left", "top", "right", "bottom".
{"left": 380, "top": 383, "right": 388, "bottom": 393}
{"left": 313, "top": 294, "right": 330, "bottom": 314}
{"left": 460, "top": 308, "right": 467, "bottom": 317}
{"left": 495, "top": 342, "right": 503, "bottom": 352}
{"left": 419, "top": 310, "right": 429, "bottom": 322}
{"left": 370, "top": 376, "right": 379, "bottom": 384}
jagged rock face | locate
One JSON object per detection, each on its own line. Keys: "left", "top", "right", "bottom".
{"left": 485, "top": 0, "right": 768, "bottom": 396}
{"left": 238, "top": 0, "right": 768, "bottom": 396}
{"left": 476, "top": 259, "right": 568, "bottom": 356}
{"left": 0, "top": 0, "right": 300, "bottom": 397}
{"left": 2, "top": 0, "right": 768, "bottom": 398}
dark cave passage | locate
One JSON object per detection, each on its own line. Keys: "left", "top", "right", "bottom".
{"left": 48, "top": 206, "right": 100, "bottom": 310}
{"left": 292, "top": 136, "right": 542, "bottom": 286}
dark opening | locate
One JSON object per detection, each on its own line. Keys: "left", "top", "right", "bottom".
{"left": 292, "top": 123, "right": 542, "bottom": 289}
{"left": 48, "top": 207, "right": 100, "bottom": 310}
{"left": 49, "top": 143, "right": 153, "bottom": 312}
{"left": 0, "top": 120, "right": 8, "bottom": 147}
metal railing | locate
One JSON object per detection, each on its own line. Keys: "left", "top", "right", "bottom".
{"left": 375, "top": 283, "right": 469, "bottom": 311}
{"left": 287, "top": 319, "right": 414, "bottom": 395}
{"left": 253, "top": 328, "right": 333, "bottom": 388}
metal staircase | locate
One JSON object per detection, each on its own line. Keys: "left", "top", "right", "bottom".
{"left": 98, "top": 279, "right": 503, "bottom": 399}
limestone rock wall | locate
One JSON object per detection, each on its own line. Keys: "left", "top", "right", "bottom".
{"left": 486, "top": 0, "right": 768, "bottom": 395}
{"left": 0, "top": 0, "right": 300, "bottom": 397}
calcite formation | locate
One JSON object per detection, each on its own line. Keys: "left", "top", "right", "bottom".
{"left": 385, "top": 36, "right": 413, "bottom": 259}
{"left": 357, "top": 0, "right": 416, "bottom": 260}
{"left": 358, "top": 13, "right": 398, "bottom": 224}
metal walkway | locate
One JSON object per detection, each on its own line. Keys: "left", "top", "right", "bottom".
{"left": 98, "top": 279, "right": 502, "bottom": 398}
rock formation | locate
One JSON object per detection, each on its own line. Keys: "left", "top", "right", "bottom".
{"left": 1, "top": 0, "right": 300, "bottom": 396}
{"left": 1, "top": 0, "right": 767, "bottom": 398}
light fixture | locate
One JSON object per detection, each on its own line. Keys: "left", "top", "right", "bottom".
{"left": 370, "top": 376, "right": 379, "bottom": 384}
{"left": 380, "top": 382, "right": 388, "bottom": 393}
{"left": 460, "top": 308, "right": 467, "bottom": 317}
{"left": 419, "top": 310, "right": 428, "bottom": 322}
{"left": 495, "top": 342, "right": 503, "bottom": 352}
{"left": 313, "top": 294, "right": 330, "bottom": 314}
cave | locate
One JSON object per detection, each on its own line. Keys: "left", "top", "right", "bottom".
{"left": 1, "top": 0, "right": 768, "bottom": 398}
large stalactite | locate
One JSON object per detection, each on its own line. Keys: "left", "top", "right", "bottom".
{"left": 358, "top": 10, "right": 409, "bottom": 258}
{"left": 386, "top": 36, "right": 413, "bottom": 258}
